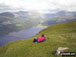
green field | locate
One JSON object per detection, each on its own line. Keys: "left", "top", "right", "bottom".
{"left": 0, "top": 21, "right": 76, "bottom": 57}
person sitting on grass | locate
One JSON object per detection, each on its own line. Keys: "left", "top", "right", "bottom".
{"left": 33, "top": 34, "right": 46, "bottom": 43}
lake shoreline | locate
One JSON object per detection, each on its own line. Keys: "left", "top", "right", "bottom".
{"left": 0, "top": 27, "right": 47, "bottom": 47}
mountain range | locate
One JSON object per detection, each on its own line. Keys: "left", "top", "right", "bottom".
{"left": 42, "top": 11, "right": 76, "bottom": 26}
{"left": 0, "top": 10, "right": 76, "bottom": 35}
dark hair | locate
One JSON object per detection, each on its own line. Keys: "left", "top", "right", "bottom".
{"left": 42, "top": 34, "right": 44, "bottom": 37}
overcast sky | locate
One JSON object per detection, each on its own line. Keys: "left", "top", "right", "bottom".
{"left": 0, "top": 0, "right": 76, "bottom": 13}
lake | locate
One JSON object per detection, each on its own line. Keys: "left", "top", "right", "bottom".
{"left": 0, "top": 27, "right": 46, "bottom": 46}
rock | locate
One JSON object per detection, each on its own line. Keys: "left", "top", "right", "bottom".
{"left": 55, "top": 47, "right": 69, "bottom": 55}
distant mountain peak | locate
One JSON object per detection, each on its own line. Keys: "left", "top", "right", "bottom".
{"left": 0, "top": 12, "right": 14, "bottom": 17}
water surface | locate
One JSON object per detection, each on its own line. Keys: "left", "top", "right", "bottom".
{"left": 0, "top": 27, "right": 46, "bottom": 46}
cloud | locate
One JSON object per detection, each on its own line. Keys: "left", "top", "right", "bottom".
{"left": 0, "top": 0, "right": 76, "bottom": 13}
{"left": 0, "top": 4, "right": 11, "bottom": 12}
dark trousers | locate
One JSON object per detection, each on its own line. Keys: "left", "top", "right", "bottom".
{"left": 33, "top": 38, "right": 38, "bottom": 43}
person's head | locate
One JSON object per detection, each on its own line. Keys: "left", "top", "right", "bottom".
{"left": 42, "top": 34, "right": 44, "bottom": 37}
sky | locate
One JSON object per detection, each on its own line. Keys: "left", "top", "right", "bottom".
{"left": 0, "top": 0, "right": 76, "bottom": 13}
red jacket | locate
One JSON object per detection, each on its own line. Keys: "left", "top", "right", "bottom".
{"left": 37, "top": 37, "right": 45, "bottom": 42}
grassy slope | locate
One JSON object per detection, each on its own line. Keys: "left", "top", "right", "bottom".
{"left": 0, "top": 21, "right": 76, "bottom": 57}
